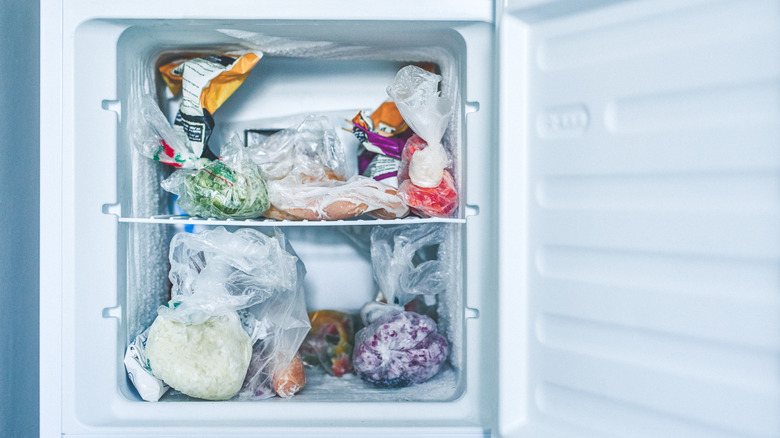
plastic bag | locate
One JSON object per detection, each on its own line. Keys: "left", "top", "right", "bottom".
{"left": 370, "top": 224, "right": 449, "bottom": 307}
{"left": 352, "top": 310, "right": 449, "bottom": 388}
{"left": 248, "top": 115, "right": 347, "bottom": 182}
{"left": 250, "top": 116, "right": 408, "bottom": 220}
{"left": 161, "top": 135, "right": 271, "bottom": 219}
{"left": 145, "top": 310, "right": 252, "bottom": 401}
{"left": 128, "top": 227, "right": 310, "bottom": 400}
{"left": 130, "top": 95, "right": 206, "bottom": 169}
{"left": 299, "top": 310, "right": 356, "bottom": 377}
{"left": 397, "top": 135, "right": 459, "bottom": 218}
{"left": 387, "top": 65, "right": 459, "bottom": 217}
{"left": 267, "top": 175, "right": 408, "bottom": 220}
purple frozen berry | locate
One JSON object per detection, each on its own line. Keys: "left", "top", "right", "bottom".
{"left": 352, "top": 311, "right": 449, "bottom": 388}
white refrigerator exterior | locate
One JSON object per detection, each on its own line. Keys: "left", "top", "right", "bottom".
{"left": 40, "top": 0, "right": 780, "bottom": 437}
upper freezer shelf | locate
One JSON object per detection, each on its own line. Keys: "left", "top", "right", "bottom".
{"left": 118, "top": 27, "right": 467, "bottom": 226}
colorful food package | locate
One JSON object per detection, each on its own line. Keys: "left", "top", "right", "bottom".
{"left": 351, "top": 101, "right": 413, "bottom": 188}
{"left": 387, "top": 65, "right": 459, "bottom": 218}
{"left": 161, "top": 135, "right": 271, "bottom": 219}
{"left": 299, "top": 310, "right": 356, "bottom": 377}
{"left": 131, "top": 52, "right": 261, "bottom": 168}
{"left": 353, "top": 310, "right": 449, "bottom": 388}
{"left": 161, "top": 52, "right": 262, "bottom": 161}
{"left": 249, "top": 116, "right": 408, "bottom": 220}
{"left": 125, "top": 227, "right": 311, "bottom": 400}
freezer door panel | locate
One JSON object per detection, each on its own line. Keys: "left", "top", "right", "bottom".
{"left": 498, "top": 0, "right": 780, "bottom": 437}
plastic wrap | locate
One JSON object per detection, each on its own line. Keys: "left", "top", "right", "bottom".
{"left": 352, "top": 311, "right": 448, "bottom": 388}
{"left": 127, "top": 227, "right": 310, "bottom": 401}
{"left": 160, "top": 136, "right": 271, "bottom": 219}
{"left": 370, "top": 224, "right": 449, "bottom": 307}
{"left": 250, "top": 116, "right": 408, "bottom": 220}
{"left": 248, "top": 115, "right": 347, "bottom": 182}
{"left": 387, "top": 65, "right": 459, "bottom": 217}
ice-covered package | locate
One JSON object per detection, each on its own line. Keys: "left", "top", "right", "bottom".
{"left": 126, "top": 227, "right": 310, "bottom": 401}
{"left": 387, "top": 65, "right": 459, "bottom": 218}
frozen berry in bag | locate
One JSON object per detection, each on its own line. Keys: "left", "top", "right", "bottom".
{"left": 397, "top": 135, "right": 458, "bottom": 218}
{"left": 353, "top": 311, "right": 449, "bottom": 388}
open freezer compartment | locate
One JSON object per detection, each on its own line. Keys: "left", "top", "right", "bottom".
{"left": 65, "top": 16, "right": 497, "bottom": 435}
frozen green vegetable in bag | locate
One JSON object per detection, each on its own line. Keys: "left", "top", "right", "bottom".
{"left": 162, "top": 135, "right": 271, "bottom": 219}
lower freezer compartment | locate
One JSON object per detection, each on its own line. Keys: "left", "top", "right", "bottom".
{"left": 121, "top": 222, "right": 466, "bottom": 404}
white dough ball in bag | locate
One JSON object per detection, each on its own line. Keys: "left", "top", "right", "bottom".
{"left": 145, "top": 311, "right": 252, "bottom": 401}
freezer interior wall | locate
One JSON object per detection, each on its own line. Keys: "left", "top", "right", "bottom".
{"left": 114, "top": 22, "right": 468, "bottom": 403}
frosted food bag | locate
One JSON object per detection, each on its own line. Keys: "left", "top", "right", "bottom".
{"left": 387, "top": 65, "right": 459, "bottom": 218}
{"left": 353, "top": 310, "right": 449, "bottom": 388}
{"left": 249, "top": 116, "right": 408, "bottom": 221}
{"left": 127, "top": 227, "right": 310, "bottom": 401}
{"left": 161, "top": 135, "right": 271, "bottom": 219}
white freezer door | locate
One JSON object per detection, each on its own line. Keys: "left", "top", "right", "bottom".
{"left": 498, "top": 0, "right": 780, "bottom": 437}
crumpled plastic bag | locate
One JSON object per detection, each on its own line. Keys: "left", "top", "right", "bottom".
{"left": 127, "top": 227, "right": 310, "bottom": 401}
{"left": 370, "top": 224, "right": 449, "bottom": 307}
{"left": 248, "top": 115, "right": 347, "bottom": 182}
{"left": 249, "top": 116, "right": 408, "bottom": 220}
{"left": 161, "top": 135, "right": 271, "bottom": 219}
{"left": 130, "top": 95, "right": 206, "bottom": 169}
{"left": 387, "top": 66, "right": 459, "bottom": 217}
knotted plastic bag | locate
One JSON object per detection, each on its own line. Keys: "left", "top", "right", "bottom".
{"left": 387, "top": 66, "right": 459, "bottom": 217}
{"left": 161, "top": 135, "right": 271, "bottom": 219}
{"left": 138, "top": 227, "right": 310, "bottom": 400}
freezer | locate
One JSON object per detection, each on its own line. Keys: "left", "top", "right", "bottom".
{"left": 40, "top": 0, "right": 780, "bottom": 436}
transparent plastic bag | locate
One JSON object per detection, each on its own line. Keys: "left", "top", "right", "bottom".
{"left": 267, "top": 175, "right": 408, "bottom": 221}
{"left": 130, "top": 95, "right": 205, "bottom": 169}
{"left": 250, "top": 116, "right": 408, "bottom": 220}
{"left": 160, "top": 135, "right": 271, "bottom": 219}
{"left": 248, "top": 115, "right": 347, "bottom": 182}
{"left": 139, "top": 227, "right": 310, "bottom": 400}
{"left": 386, "top": 65, "right": 452, "bottom": 188}
{"left": 387, "top": 66, "right": 459, "bottom": 218}
{"left": 370, "top": 224, "right": 449, "bottom": 307}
